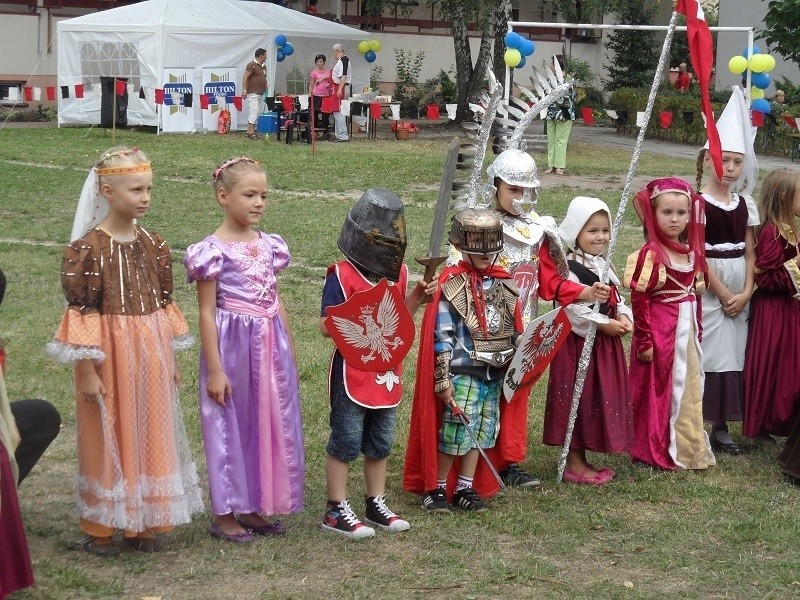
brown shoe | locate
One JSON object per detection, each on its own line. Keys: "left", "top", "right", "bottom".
{"left": 123, "top": 535, "right": 164, "bottom": 552}
{"left": 79, "top": 535, "right": 121, "bottom": 557}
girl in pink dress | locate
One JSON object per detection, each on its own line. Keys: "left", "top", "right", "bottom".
{"left": 744, "top": 169, "right": 800, "bottom": 444}
{"left": 624, "top": 178, "right": 715, "bottom": 470}
{"left": 185, "top": 157, "right": 304, "bottom": 543}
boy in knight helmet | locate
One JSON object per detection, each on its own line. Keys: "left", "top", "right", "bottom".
{"left": 320, "top": 188, "right": 436, "bottom": 539}
{"left": 403, "top": 207, "right": 525, "bottom": 512}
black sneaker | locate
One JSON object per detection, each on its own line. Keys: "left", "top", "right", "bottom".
{"left": 321, "top": 500, "right": 375, "bottom": 539}
{"left": 364, "top": 495, "right": 411, "bottom": 532}
{"left": 421, "top": 488, "right": 451, "bottom": 513}
{"left": 500, "top": 463, "right": 541, "bottom": 488}
{"left": 453, "top": 487, "right": 488, "bottom": 512}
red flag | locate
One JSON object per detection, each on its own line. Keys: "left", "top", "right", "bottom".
{"left": 232, "top": 96, "right": 243, "bottom": 111}
{"left": 199, "top": 93, "right": 209, "bottom": 109}
{"left": 659, "top": 111, "right": 673, "bottom": 129}
{"left": 155, "top": 88, "right": 164, "bottom": 104}
{"left": 751, "top": 110, "right": 764, "bottom": 128}
{"left": 115, "top": 79, "right": 127, "bottom": 96}
{"left": 23, "top": 87, "right": 33, "bottom": 102}
{"left": 46, "top": 86, "right": 56, "bottom": 101}
{"left": 74, "top": 84, "right": 84, "bottom": 99}
{"left": 677, "top": 0, "right": 722, "bottom": 179}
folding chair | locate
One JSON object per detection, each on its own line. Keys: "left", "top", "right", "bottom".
{"left": 277, "top": 95, "right": 310, "bottom": 144}
{"left": 783, "top": 115, "right": 800, "bottom": 161}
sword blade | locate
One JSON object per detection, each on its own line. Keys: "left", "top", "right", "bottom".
{"left": 455, "top": 412, "right": 506, "bottom": 492}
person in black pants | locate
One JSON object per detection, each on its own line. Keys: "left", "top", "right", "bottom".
{"left": 0, "top": 269, "right": 61, "bottom": 484}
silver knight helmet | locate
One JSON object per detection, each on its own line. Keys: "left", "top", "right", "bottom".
{"left": 338, "top": 188, "right": 408, "bottom": 282}
{"left": 449, "top": 208, "right": 503, "bottom": 255}
{"left": 486, "top": 148, "right": 540, "bottom": 217}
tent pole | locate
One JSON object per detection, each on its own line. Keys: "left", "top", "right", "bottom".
{"left": 112, "top": 77, "right": 117, "bottom": 144}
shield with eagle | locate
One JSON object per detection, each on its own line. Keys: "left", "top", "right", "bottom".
{"left": 503, "top": 306, "right": 571, "bottom": 403}
{"left": 325, "top": 278, "right": 415, "bottom": 372}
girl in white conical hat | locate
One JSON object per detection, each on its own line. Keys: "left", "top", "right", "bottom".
{"left": 695, "top": 86, "right": 759, "bottom": 453}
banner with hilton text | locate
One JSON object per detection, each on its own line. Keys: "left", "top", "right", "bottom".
{"left": 160, "top": 68, "right": 195, "bottom": 132}
{"left": 202, "top": 68, "right": 240, "bottom": 132}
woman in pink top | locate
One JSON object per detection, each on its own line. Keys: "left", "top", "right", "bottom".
{"left": 309, "top": 54, "right": 333, "bottom": 137}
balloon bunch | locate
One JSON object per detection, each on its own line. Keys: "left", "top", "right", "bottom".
{"left": 358, "top": 39, "right": 382, "bottom": 63}
{"left": 274, "top": 34, "right": 294, "bottom": 63}
{"left": 503, "top": 31, "right": 535, "bottom": 69}
{"left": 727, "top": 45, "right": 778, "bottom": 113}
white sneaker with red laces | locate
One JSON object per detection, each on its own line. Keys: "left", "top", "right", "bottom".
{"left": 321, "top": 499, "right": 375, "bottom": 539}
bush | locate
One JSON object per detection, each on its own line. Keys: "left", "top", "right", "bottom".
{"left": 576, "top": 86, "right": 604, "bottom": 109}
{"left": 0, "top": 105, "right": 55, "bottom": 122}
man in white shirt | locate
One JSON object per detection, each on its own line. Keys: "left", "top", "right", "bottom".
{"left": 331, "top": 43, "right": 351, "bottom": 142}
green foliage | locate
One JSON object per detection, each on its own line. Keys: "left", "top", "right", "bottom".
{"left": 553, "top": 0, "right": 610, "bottom": 23}
{"left": 762, "top": 0, "right": 800, "bottom": 67}
{"left": 576, "top": 86, "right": 604, "bottom": 109}
{"left": 0, "top": 105, "right": 55, "bottom": 122}
{"left": 420, "top": 68, "right": 457, "bottom": 106}
{"left": 777, "top": 75, "right": 800, "bottom": 105}
{"left": 393, "top": 48, "right": 425, "bottom": 115}
{"left": 603, "top": 0, "right": 658, "bottom": 92}
{"left": 369, "top": 64, "right": 383, "bottom": 91}
{"left": 566, "top": 57, "right": 595, "bottom": 87}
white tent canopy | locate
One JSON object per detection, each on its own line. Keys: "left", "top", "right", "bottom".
{"left": 57, "top": 0, "right": 366, "bottom": 130}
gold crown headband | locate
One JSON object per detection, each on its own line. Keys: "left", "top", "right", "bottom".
{"left": 213, "top": 156, "right": 259, "bottom": 182}
{"left": 96, "top": 163, "right": 152, "bottom": 176}
{"left": 96, "top": 147, "right": 151, "bottom": 176}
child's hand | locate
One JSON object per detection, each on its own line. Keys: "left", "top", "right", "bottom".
{"left": 598, "top": 319, "right": 628, "bottom": 337}
{"left": 724, "top": 293, "right": 750, "bottom": 318}
{"left": 422, "top": 279, "right": 439, "bottom": 297}
{"left": 206, "top": 371, "right": 232, "bottom": 406}
{"left": 78, "top": 365, "right": 106, "bottom": 404}
{"left": 435, "top": 386, "right": 453, "bottom": 406}
{"left": 590, "top": 282, "right": 611, "bottom": 303}
{"left": 637, "top": 347, "right": 654, "bottom": 363}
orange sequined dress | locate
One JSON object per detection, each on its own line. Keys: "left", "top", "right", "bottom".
{"left": 48, "top": 227, "right": 203, "bottom": 533}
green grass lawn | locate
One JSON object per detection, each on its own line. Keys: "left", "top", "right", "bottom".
{"left": 1, "top": 126, "right": 798, "bottom": 599}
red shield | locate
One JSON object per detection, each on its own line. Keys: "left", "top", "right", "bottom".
{"left": 512, "top": 263, "right": 538, "bottom": 314}
{"left": 503, "top": 307, "right": 571, "bottom": 402}
{"left": 325, "top": 278, "right": 415, "bottom": 372}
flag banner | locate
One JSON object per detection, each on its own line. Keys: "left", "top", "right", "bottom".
{"left": 154, "top": 88, "right": 165, "bottom": 104}
{"left": 232, "top": 96, "right": 242, "bottom": 111}
{"left": 751, "top": 110, "right": 764, "bottom": 128}
{"left": 74, "top": 84, "right": 84, "bottom": 98}
{"left": 47, "top": 86, "right": 56, "bottom": 101}
{"left": 116, "top": 79, "right": 127, "bottom": 96}
{"left": 33, "top": 87, "right": 41, "bottom": 101}
{"left": 139, "top": 86, "right": 146, "bottom": 99}
{"left": 184, "top": 92, "right": 193, "bottom": 108}
{"left": 636, "top": 111, "right": 646, "bottom": 128}
{"left": 61, "top": 86, "right": 69, "bottom": 99}
{"left": 202, "top": 68, "right": 239, "bottom": 131}
{"left": 659, "top": 111, "right": 673, "bottom": 129}
{"left": 199, "top": 93, "right": 209, "bottom": 109}
{"left": 24, "top": 87, "right": 33, "bottom": 102}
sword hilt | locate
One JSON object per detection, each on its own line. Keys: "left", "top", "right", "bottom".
{"left": 415, "top": 255, "right": 447, "bottom": 303}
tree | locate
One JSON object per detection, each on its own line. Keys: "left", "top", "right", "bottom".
{"left": 602, "top": 0, "right": 658, "bottom": 91}
{"left": 762, "top": 0, "right": 800, "bottom": 67}
{"left": 553, "top": 0, "right": 610, "bottom": 24}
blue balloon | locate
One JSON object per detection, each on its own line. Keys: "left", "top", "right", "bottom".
{"left": 741, "top": 44, "right": 761, "bottom": 58}
{"left": 516, "top": 56, "right": 526, "bottom": 69}
{"left": 751, "top": 72, "right": 771, "bottom": 90}
{"left": 275, "top": 34, "right": 287, "bottom": 47}
{"left": 504, "top": 31, "right": 522, "bottom": 49}
{"left": 281, "top": 42, "right": 294, "bottom": 56}
{"left": 752, "top": 98, "right": 771, "bottom": 114}
{"left": 519, "top": 38, "right": 535, "bottom": 57}
{"left": 276, "top": 50, "right": 285, "bottom": 62}
{"left": 365, "top": 50, "right": 377, "bottom": 63}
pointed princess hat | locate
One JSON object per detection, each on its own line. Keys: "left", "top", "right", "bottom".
{"left": 703, "top": 86, "right": 758, "bottom": 196}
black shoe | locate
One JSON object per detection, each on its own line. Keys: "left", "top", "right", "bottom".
{"left": 421, "top": 489, "right": 451, "bottom": 513}
{"left": 453, "top": 487, "right": 488, "bottom": 512}
{"left": 499, "top": 463, "right": 541, "bottom": 488}
{"left": 710, "top": 437, "right": 743, "bottom": 455}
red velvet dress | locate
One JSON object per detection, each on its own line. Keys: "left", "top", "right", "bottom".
{"left": 0, "top": 443, "right": 34, "bottom": 598}
{"left": 743, "top": 223, "right": 800, "bottom": 438}
{"left": 624, "top": 247, "right": 715, "bottom": 470}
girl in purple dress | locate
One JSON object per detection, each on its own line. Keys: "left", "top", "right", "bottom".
{"left": 744, "top": 169, "right": 800, "bottom": 444}
{"left": 185, "top": 157, "right": 304, "bottom": 543}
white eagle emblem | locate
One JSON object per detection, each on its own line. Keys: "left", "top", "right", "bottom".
{"left": 330, "top": 289, "right": 405, "bottom": 365}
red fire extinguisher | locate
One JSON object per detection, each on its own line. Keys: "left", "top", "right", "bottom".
{"left": 217, "top": 108, "right": 231, "bottom": 134}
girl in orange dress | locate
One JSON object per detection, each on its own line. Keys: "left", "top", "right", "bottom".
{"left": 48, "top": 147, "right": 202, "bottom": 556}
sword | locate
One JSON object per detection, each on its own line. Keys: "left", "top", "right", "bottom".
{"left": 415, "top": 137, "right": 460, "bottom": 292}
{"left": 448, "top": 402, "right": 506, "bottom": 492}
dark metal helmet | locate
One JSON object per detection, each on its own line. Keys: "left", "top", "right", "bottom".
{"left": 338, "top": 188, "right": 408, "bottom": 281}
{"left": 449, "top": 208, "right": 503, "bottom": 255}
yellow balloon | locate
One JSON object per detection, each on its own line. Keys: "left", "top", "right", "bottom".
{"left": 750, "top": 88, "right": 764, "bottom": 100}
{"left": 749, "top": 54, "right": 768, "bottom": 73}
{"left": 369, "top": 39, "right": 382, "bottom": 52}
{"left": 358, "top": 40, "right": 370, "bottom": 54}
{"left": 504, "top": 49, "right": 522, "bottom": 68}
{"left": 763, "top": 54, "right": 777, "bottom": 73}
{"left": 728, "top": 55, "right": 748, "bottom": 75}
